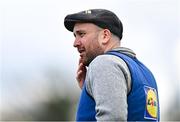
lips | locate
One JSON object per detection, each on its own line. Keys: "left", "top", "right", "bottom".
{"left": 78, "top": 49, "right": 85, "bottom": 53}
{"left": 78, "top": 48, "right": 85, "bottom": 57}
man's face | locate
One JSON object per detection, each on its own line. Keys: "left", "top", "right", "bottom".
{"left": 73, "top": 23, "right": 104, "bottom": 66}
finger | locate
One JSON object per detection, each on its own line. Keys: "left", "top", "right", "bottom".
{"left": 79, "top": 63, "right": 87, "bottom": 73}
{"left": 77, "top": 63, "right": 83, "bottom": 73}
{"left": 76, "top": 70, "right": 83, "bottom": 82}
{"left": 77, "top": 70, "right": 83, "bottom": 77}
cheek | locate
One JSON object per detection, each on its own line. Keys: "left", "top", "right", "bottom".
{"left": 82, "top": 38, "right": 92, "bottom": 49}
{"left": 96, "top": 32, "right": 103, "bottom": 44}
{"left": 94, "top": 36, "right": 103, "bottom": 49}
{"left": 84, "top": 35, "right": 99, "bottom": 50}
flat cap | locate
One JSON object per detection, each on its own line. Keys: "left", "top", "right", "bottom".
{"left": 64, "top": 9, "right": 123, "bottom": 40}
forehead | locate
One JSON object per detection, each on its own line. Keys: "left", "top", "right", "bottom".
{"left": 73, "top": 23, "right": 99, "bottom": 33}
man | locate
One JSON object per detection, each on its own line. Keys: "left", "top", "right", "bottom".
{"left": 64, "top": 9, "right": 160, "bottom": 121}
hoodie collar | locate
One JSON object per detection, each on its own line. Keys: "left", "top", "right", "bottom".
{"left": 111, "top": 47, "right": 136, "bottom": 58}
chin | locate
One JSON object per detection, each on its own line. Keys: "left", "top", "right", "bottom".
{"left": 81, "top": 58, "right": 89, "bottom": 66}
{"left": 85, "top": 59, "right": 94, "bottom": 67}
{"left": 83, "top": 61, "right": 89, "bottom": 66}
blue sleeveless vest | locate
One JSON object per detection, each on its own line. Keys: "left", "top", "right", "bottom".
{"left": 76, "top": 51, "right": 160, "bottom": 121}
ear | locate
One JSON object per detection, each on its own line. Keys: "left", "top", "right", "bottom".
{"left": 101, "top": 29, "right": 111, "bottom": 45}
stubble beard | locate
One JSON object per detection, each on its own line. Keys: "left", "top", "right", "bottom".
{"left": 82, "top": 31, "right": 104, "bottom": 66}
{"left": 83, "top": 46, "right": 104, "bottom": 66}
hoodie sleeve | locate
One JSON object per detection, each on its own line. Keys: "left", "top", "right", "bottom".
{"left": 85, "top": 54, "right": 131, "bottom": 121}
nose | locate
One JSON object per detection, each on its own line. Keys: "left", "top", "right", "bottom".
{"left": 73, "top": 38, "right": 81, "bottom": 48}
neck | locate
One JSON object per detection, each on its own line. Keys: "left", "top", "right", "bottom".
{"left": 104, "top": 41, "right": 120, "bottom": 53}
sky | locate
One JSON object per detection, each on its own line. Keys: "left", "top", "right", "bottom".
{"left": 0, "top": 0, "right": 180, "bottom": 120}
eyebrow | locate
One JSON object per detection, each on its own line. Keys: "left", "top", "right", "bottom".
{"left": 73, "top": 30, "right": 86, "bottom": 37}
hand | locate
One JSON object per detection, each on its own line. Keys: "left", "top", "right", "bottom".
{"left": 76, "top": 58, "right": 87, "bottom": 89}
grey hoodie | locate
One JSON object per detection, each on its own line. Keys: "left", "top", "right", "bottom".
{"left": 85, "top": 47, "right": 136, "bottom": 121}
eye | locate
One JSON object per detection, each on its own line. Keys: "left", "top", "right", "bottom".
{"left": 79, "top": 32, "right": 86, "bottom": 37}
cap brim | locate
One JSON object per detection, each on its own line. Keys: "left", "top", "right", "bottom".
{"left": 64, "top": 13, "right": 97, "bottom": 32}
{"left": 64, "top": 19, "right": 77, "bottom": 32}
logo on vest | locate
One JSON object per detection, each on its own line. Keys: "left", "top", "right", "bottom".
{"left": 144, "top": 86, "right": 158, "bottom": 120}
